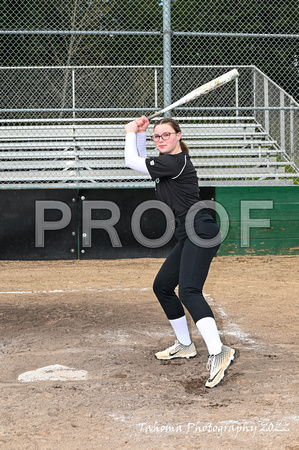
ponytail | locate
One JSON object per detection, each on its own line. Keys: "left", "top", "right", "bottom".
{"left": 180, "top": 139, "right": 189, "bottom": 154}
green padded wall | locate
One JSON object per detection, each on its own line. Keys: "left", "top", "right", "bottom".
{"left": 215, "top": 186, "right": 299, "bottom": 255}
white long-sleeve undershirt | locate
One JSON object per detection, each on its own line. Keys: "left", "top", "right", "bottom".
{"left": 125, "top": 132, "right": 149, "bottom": 174}
{"left": 136, "top": 131, "right": 147, "bottom": 158}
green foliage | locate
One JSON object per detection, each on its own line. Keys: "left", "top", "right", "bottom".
{"left": 1, "top": 0, "right": 298, "bottom": 98}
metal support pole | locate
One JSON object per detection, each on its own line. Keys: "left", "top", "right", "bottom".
{"left": 235, "top": 76, "right": 239, "bottom": 119}
{"left": 72, "top": 68, "right": 76, "bottom": 120}
{"left": 253, "top": 68, "right": 257, "bottom": 121}
{"left": 280, "top": 90, "right": 285, "bottom": 151}
{"left": 264, "top": 77, "right": 269, "bottom": 134}
{"left": 290, "top": 98, "right": 295, "bottom": 161}
{"left": 154, "top": 68, "right": 158, "bottom": 109}
{"left": 71, "top": 68, "right": 79, "bottom": 174}
{"left": 163, "top": 0, "right": 172, "bottom": 117}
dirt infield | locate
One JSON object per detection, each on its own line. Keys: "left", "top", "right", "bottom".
{"left": 0, "top": 255, "right": 298, "bottom": 449}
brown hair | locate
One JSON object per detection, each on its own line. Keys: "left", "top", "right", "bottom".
{"left": 154, "top": 118, "right": 189, "bottom": 154}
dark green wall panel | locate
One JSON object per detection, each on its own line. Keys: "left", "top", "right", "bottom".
{"left": 224, "top": 221, "right": 299, "bottom": 240}
{"left": 215, "top": 186, "right": 299, "bottom": 255}
{"left": 219, "top": 238, "right": 299, "bottom": 255}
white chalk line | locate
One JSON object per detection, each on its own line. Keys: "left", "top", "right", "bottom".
{"left": 204, "top": 293, "right": 257, "bottom": 346}
{"left": 1, "top": 286, "right": 258, "bottom": 347}
{"left": 0, "top": 287, "right": 151, "bottom": 295}
{"left": 14, "top": 288, "right": 259, "bottom": 383}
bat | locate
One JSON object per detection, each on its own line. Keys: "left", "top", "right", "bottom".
{"left": 147, "top": 69, "right": 239, "bottom": 120}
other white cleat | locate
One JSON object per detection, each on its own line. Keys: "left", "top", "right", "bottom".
{"left": 155, "top": 340, "right": 197, "bottom": 360}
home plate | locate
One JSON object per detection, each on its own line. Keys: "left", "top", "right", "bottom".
{"left": 18, "top": 365, "right": 88, "bottom": 382}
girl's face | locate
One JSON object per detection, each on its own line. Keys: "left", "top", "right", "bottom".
{"left": 153, "top": 124, "right": 182, "bottom": 155}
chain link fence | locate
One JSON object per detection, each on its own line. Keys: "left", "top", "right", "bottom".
{"left": 0, "top": 0, "right": 298, "bottom": 188}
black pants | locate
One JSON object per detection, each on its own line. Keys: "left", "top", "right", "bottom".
{"left": 153, "top": 209, "right": 220, "bottom": 324}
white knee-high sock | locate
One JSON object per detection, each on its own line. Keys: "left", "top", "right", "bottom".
{"left": 169, "top": 316, "right": 192, "bottom": 346}
{"left": 196, "top": 317, "right": 222, "bottom": 355}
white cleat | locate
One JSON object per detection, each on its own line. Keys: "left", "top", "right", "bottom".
{"left": 155, "top": 340, "right": 197, "bottom": 360}
{"left": 205, "top": 345, "right": 236, "bottom": 388}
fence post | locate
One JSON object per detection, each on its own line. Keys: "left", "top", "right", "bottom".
{"left": 163, "top": 0, "right": 172, "bottom": 117}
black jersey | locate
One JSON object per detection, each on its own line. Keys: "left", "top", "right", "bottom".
{"left": 145, "top": 150, "right": 201, "bottom": 218}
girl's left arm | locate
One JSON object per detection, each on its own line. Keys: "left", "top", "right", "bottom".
{"left": 136, "top": 131, "right": 147, "bottom": 158}
{"left": 125, "top": 132, "right": 149, "bottom": 174}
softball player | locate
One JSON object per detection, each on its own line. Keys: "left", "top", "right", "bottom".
{"left": 124, "top": 116, "right": 236, "bottom": 388}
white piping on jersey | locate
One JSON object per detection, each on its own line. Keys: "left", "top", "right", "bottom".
{"left": 171, "top": 154, "right": 187, "bottom": 180}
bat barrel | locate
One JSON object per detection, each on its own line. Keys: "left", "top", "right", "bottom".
{"left": 148, "top": 68, "right": 239, "bottom": 121}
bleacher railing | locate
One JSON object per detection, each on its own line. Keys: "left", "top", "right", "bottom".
{"left": 0, "top": 65, "right": 298, "bottom": 188}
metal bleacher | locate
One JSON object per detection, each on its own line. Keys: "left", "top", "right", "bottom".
{"left": 0, "top": 116, "right": 297, "bottom": 188}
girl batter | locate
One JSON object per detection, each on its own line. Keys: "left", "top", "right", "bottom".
{"left": 124, "top": 115, "right": 236, "bottom": 388}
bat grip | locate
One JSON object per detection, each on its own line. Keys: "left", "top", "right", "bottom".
{"left": 147, "top": 111, "right": 162, "bottom": 121}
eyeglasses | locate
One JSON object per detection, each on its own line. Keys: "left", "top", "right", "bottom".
{"left": 151, "top": 132, "right": 176, "bottom": 142}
